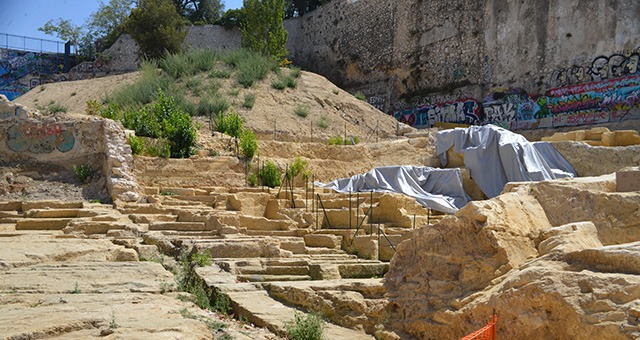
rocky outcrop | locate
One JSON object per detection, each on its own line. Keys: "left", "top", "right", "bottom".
{"left": 383, "top": 176, "right": 640, "bottom": 339}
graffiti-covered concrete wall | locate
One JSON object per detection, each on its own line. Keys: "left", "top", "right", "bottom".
{"left": 284, "top": 0, "right": 640, "bottom": 130}
{"left": 0, "top": 95, "right": 140, "bottom": 201}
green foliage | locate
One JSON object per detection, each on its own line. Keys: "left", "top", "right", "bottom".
{"left": 73, "top": 164, "right": 93, "bottom": 183}
{"left": 236, "top": 52, "right": 276, "bottom": 88}
{"left": 125, "top": 0, "right": 187, "bottom": 59}
{"left": 115, "top": 90, "right": 196, "bottom": 158}
{"left": 228, "top": 87, "right": 240, "bottom": 96}
{"left": 294, "top": 105, "right": 309, "bottom": 118}
{"left": 173, "top": 0, "right": 223, "bottom": 24}
{"left": 272, "top": 73, "right": 297, "bottom": 90}
{"left": 248, "top": 172, "right": 258, "bottom": 186}
{"left": 145, "top": 138, "right": 172, "bottom": 158}
{"left": 210, "top": 68, "right": 231, "bottom": 78}
{"left": 213, "top": 292, "right": 232, "bottom": 314}
{"left": 128, "top": 134, "right": 145, "bottom": 155}
{"left": 71, "top": 282, "right": 81, "bottom": 294}
{"left": 105, "top": 61, "right": 171, "bottom": 108}
{"left": 288, "top": 157, "right": 308, "bottom": 179}
{"left": 284, "top": 312, "right": 325, "bottom": 340}
{"left": 46, "top": 101, "right": 68, "bottom": 114}
{"left": 197, "top": 95, "right": 229, "bottom": 116}
{"left": 243, "top": 93, "right": 256, "bottom": 108}
{"left": 317, "top": 115, "right": 329, "bottom": 129}
{"left": 332, "top": 89, "right": 339, "bottom": 95}
{"left": 86, "top": 0, "right": 134, "bottom": 52}
{"left": 354, "top": 91, "right": 366, "bottom": 101}
{"left": 219, "top": 8, "right": 245, "bottom": 28}
{"left": 289, "top": 66, "right": 302, "bottom": 78}
{"left": 212, "top": 108, "right": 244, "bottom": 138}
{"left": 259, "top": 160, "right": 282, "bottom": 188}
{"left": 241, "top": 0, "right": 288, "bottom": 59}
{"left": 239, "top": 128, "right": 258, "bottom": 159}
{"left": 160, "top": 52, "right": 197, "bottom": 79}
{"left": 38, "top": 18, "right": 81, "bottom": 46}
{"left": 176, "top": 253, "right": 213, "bottom": 310}
{"left": 328, "top": 136, "right": 360, "bottom": 145}
{"left": 191, "top": 252, "right": 213, "bottom": 267}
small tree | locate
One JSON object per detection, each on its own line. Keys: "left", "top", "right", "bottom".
{"left": 241, "top": 0, "right": 288, "bottom": 59}
{"left": 239, "top": 128, "right": 258, "bottom": 159}
{"left": 125, "top": 0, "right": 187, "bottom": 59}
{"left": 172, "top": 0, "right": 224, "bottom": 24}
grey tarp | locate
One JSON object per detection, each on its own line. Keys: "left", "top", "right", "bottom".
{"left": 316, "top": 166, "right": 471, "bottom": 214}
{"left": 436, "top": 124, "right": 576, "bottom": 198}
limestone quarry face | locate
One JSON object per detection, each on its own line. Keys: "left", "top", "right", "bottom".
{"left": 384, "top": 175, "right": 640, "bottom": 339}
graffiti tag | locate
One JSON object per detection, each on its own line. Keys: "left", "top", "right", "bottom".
{"left": 6, "top": 123, "right": 75, "bottom": 154}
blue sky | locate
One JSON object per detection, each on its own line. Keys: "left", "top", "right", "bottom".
{"left": 0, "top": 0, "right": 243, "bottom": 51}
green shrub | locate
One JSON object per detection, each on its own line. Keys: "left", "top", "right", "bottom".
{"left": 284, "top": 312, "right": 324, "bottom": 340}
{"left": 271, "top": 78, "right": 287, "bottom": 90}
{"left": 272, "top": 74, "right": 297, "bottom": 90}
{"left": 160, "top": 52, "right": 195, "bottom": 79}
{"left": 145, "top": 138, "right": 171, "bottom": 158}
{"left": 259, "top": 160, "right": 282, "bottom": 188}
{"left": 328, "top": 136, "right": 360, "bottom": 145}
{"left": 191, "top": 252, "right": 212, "bottom": 267}
{"left": 289, "top": 66, "right": 301, "bottom": 78}
{"left": 317, "top": 115, "right": 329, "bottom": 129}
{"left": 288, "top": 157, "right": 308, "bottom": 182}
{"left": 248, "top": 172, "right": 258, "bottom": 186}
{"left": 236, "top": 52, "right": 276, "bottom": 88}
{"left": 125, "top": 0, "right": 187, "bottom": 59}
{"left": 185, "top": 77, "right": 202, "bottom": 94}
{"left": 197, "top": 95, "right": 229, "bottom": 116}
{"left": 85, "top": 99, "right": 102, "bottom": 115}
{"left": 163, "top": 103, "right": 197, "bottom": 158}
{"left": 128, "top": 134, "right": 145, "bottom": 155}
{"left": 213, "top": 292, "right": 232, "bottom": 315}
{"left": 47, "top": 101, "right": 68, "bottom": 114}
{"left": 243, "top": 93, "right": 256, "bottom": 109}
{"left": 188, "top": 49, "right": 218, "bottom": 72}
{"left": 239, "top": 128, "right": 258, "bottom": 159}
{"left": 228, "top": 87, "right": 240, "bottom": 97}
{"left": 105, "top": 62, "right": 172, "bottom": 109}
{"left": 294, "top": 105, "right": 309, "bottom": 118}
{"left": 209, "top": 68, "right": 231, "bottom": 78}
{"left": 354, "top": 91, "right": 366, "bottom": 101}
{"left": 73, "top": 164, "right": 93, "bottom": 183}
{"left": 212, "top": 108, "right": 244, "bottom": 138}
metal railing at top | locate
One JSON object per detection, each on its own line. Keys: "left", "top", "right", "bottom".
{"left": 1, "top": 32, "right": 73, "bottom": 54}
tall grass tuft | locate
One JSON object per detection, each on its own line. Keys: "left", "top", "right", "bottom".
{"left": 105, "top": 61, "right": 171, "bottom": 109}
{"left": 160, "top": 52, "right": 195, "bottom": 79}
{"left": 235, "top": 51, "right": 277, "bottom": 88}
{"left": 188, "top": 49, "right": 218, "bottom": 72}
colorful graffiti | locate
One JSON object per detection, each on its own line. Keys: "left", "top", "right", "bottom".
{"left": 395, "top": 99, "right": 480, "bottom": 127}
{"left": 0, "top": 49, "right": 69, "bottom": 100}
{"left": 549, "top": 51, "right": 640, "bottom": 88}
{"left": 6, "top": 123, "right": 75, "bottom": 154}
{"left": 393, "top": 73, "right": 640, "bottom": 131}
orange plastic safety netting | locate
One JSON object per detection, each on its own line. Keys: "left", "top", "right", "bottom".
{"left": 460, "top": 314, "right": 498, "bottom": 340}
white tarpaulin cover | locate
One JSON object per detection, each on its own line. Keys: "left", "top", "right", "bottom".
{"left": 316, "top": 166, "right": 471, "bottom": 214}
{"left": 436, "top": 124, "right": 576, "bottom": 198}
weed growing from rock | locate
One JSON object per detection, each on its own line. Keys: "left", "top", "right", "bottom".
{"left": 285, "top": 312, "right": 325, "bottom": 340}
{"left": 73, "top": 164, "right": 93, "bottom": 183}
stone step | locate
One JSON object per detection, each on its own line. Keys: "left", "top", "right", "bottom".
{"left": 24, "top": 209, "right": 82, "bottom": 218}
{"left": 15, "top": 218, "right": 73, "bottom": 230}
{"left": 304, "top": 233, "right": 342, "bottom": 248}
{"left": 293, "top": 253, "right": 358, "bottom": 260}
{"left": 237, "top": 265, "right": 310, "bottom": 276}
{"left": 0, "top": 201, "right": 22, "bottom": 211}
{"left": 305, "top": 247, "right": 347, "bottom": 255}
{"left": 338, "top": 263, "right": 389, "bottom": 279}
{"left": 224, "top": 290, "right": 374, "bottom": 339}
{"left": 63, "top": 221, "right": 133, "bottom": 235}
{"left": 0, "top": 211, "right": 24, "bottom": 219}
{"left": 148, "top": 221, "right": 210, "bottom": 231}
{"left": 128, "top": 213, "right": 178, "bottom": 224}
{"left": 237, "top": 274, "right": 312, "bottom": 282}
{"left": 245, "top": 229, "right": 310, "bottom": 237}
{"left": 22, "top": 201, "right": 84, "bottom": 211}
